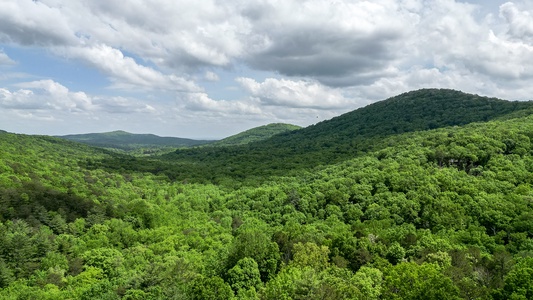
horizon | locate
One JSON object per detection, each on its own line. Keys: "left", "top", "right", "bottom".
{"left": 1, "top": 0, "right": 532, "bottom": 139}
{"left": 0, "top": 87, "right": 530, "bottom": 140}
{"left": 38, "top": 87, "right": 533, "bottom": 140}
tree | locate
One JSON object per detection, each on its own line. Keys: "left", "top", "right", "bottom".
{"left": 385, "top": 242, "right": 406, "bottom": 265}
{"left": 81, "top": 248, "right": 124, "bottom": 278}
{"left": 227, "top": 257, "right": 262, "bottom": 294}
{"left": 189, "top": 276, "right": 233, "bottom": 300}
{"left": 291, "top": 242, "right": 330, "bottom": 271}
{"left": 494, "top": 257, "right": 533, "bottom": 300}
{"left": 382, "top": 262, "right": 461, "bottom": 300}
{"left": 228, "top": 220, "right": 280, "bottom": 282}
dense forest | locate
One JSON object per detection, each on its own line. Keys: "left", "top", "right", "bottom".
{"left": 1, "top": 89, "right": 533, "bottom": 299}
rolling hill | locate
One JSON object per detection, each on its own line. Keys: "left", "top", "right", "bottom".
{"left": 58, "top": 130, "right": 213, "bottom": 153}
{"left": 208, "top": 123, "right": 301, "bottom": 147}
{"left": 152, "top": 88, "right": 533, "bottom": 180}
{"left": 261, "top": 88, "right": 533, "bottom": 150}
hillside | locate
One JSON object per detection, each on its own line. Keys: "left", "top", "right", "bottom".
{"left": 1, "top": 103, "right": 533, "bottom": 298}
{"left": 58, "top": 130, "right": 213, "bottom": 153}
{"left": 254, "top": 88, "right": 533, "bottom": 152}
{"left": 141, "top": 88, "right": 533, "bottom": 181}
{"left": 209, "top": 123, "right": 301, "bottom": 147}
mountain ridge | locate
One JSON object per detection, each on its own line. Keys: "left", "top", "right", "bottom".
{"left": 157, "top": 88, "right": 533, "bottom": 180}
{"left": 58, "top": 130, "right": 213, "bottom": 152}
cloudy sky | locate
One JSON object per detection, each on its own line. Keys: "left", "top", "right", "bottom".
{"left": 0, "top": 0, "right": 532, "bottom": 139}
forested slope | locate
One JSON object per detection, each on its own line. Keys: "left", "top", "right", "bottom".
{"left": 1, "top": 101, "right": 533, "bottom": 298}
{"left": 209, "top": 123, "right": 301, "bottom": 147}
{"left": 113, "top": 89, "right": 533, "bottom": 182}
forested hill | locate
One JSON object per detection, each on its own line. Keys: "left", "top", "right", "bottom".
{"left": 159, "top": 89, "right": 533, "bottom": 179}
{"left": 209, "top": 123, "right": 301, "bottom": 147}
{"left": 58, "top": 130, "right": 213, "bottom": 152}
{"left": 261, "top": 88, "right": 533, "bottom": 149}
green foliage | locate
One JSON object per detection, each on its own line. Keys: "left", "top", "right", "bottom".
{"left": 228, "top": 220, "right": 280, "bottom": 282}
{"left": 189, "top": 276, "right": 234, "bottom": 300}
{"left": 383, "top": 262, "right": 461, "bottom": 299}
{"left": 494, "top": 257, "right": 533, "bottom": 299}
{"left": 386, "top": 242, "right": 406, "bottom": 265}
{"left": 226, "top": 257, "right": 262, "bottom": 293}
{"left": 1, "top": 89, "right": 533, "bottom": 298}
{"left": 154, "top": 88, "right": 533, "bottom": 182}
{"left": 264, "top": 265, "right": 383, "bottom": 300}
{"left": 291, "top": 242, "right": 330, "bottom": 271}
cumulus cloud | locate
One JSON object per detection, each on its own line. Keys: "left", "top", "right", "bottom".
{"left": 184, "top": 92, "right": 262, "bottom": 115}
{"left": 3, "top": 0, "right": 533, "bottom": 90}
{"left": 2, "top": 79, "right": 156, "bottom": 114}
{"left": 1, "top": 79, "right": 94, "bottom": 112}
{"left": 0, "top": 0, "right": 76, "bottom": 46}
{"left": 0, "top": 88, "right": 42, "bottom": 110}
{"left": 61, "top": 44, "right": 201, "bottom": 92}
{"left": 500, "top": 2, "right": 533, "bottom": 42}
{"left": 396, "top": 0, "right": 533, "bottom": 86}
{"left": 0, "top": 0, "right": 419, "bottom": 88}
{"left": 241, "top": 0, "right": 416, "bottom": 86}
{"left": 78, "top": 0, "right": 246, "bottom": 69}
{"left": 13, "top": 111, "right": 58, "bottom": 122}
{"left": 204, "top": 71, "right": 220, "bottom": 82}
{"left": 237, "top": 77, "right": 352, "bottom": 109}
{"left": 0, "top": 1, "right": 229, "bottom": 91}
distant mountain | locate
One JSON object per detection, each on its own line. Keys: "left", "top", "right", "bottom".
{"left": 58, "top": 130, "right": 213, "bottom": 152}
{"left": 210, "top": 123, "right": 301, "bottom": 147}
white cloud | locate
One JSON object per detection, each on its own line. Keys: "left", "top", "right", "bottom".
{"left": 14, "top": 111, "right": 58, "bottom": 122}
{"left": 237, "top": 77, "right": 352, "bottom": 109}
{"left": 355, "top": 64, "right": 533, "bottom": 103}
{"left": 204, "top": 71, "right": 220, "bottom": 82}
{"left": 0, "top": 87, "right": 42, "bottom": 109}
{"left": 0, "top": 0, "right": 76, "bottom": 46}
{"left": 184, "top": 92, "right": 262, "bottom": 115}
{"left": 47, "top": 0, "right": 246, "bottom": 69}
{"left": 2, "top": 79, "right": 157, "bottom": 114}
{"left": 3, "top": 0, "right": 532, "bottom": 91}
{"left": 61, "top": 44, "right": 201, "bottom": 92}
{"left": 0, "top": 0, "right": 238, "bottom": 91}
{"left": 14, "top": 80, "right": 93, "bottom": 111}
{"left": 241, "top": 0, "right": 418, "bottom": 86}
{"left": 388, "top": 0, "right": 533, "bottom": 93}
{"left": 500, "top": 2, "right": 533, "bottom": 42}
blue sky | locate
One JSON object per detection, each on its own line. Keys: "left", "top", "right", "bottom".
{"left": 1, "top": 0, "right": 532, "bottom": 139}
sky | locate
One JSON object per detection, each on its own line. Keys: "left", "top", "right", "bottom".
{"left": 0, "top": 0, "right": 532, "bottom": 139}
